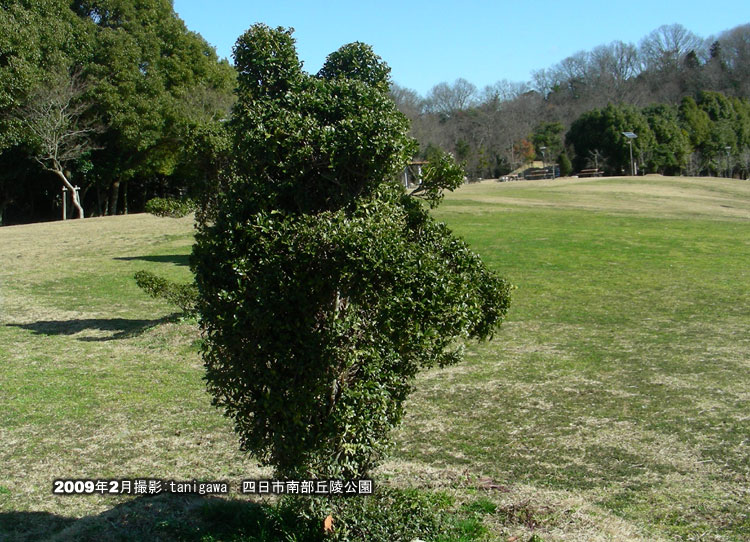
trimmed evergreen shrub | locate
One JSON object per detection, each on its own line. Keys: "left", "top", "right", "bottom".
{"left": 134, "top": 270, "right": 197, "bottom": 315}
{"left": 144, "top": 197, "right": 195, "bottom": 218}
{"left": 191, "top": 24, "right": 512, "bottom": 480}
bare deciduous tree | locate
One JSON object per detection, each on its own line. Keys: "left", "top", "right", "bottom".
{"left": 717, "top": 24, "right": 750, "bottom": 96}
{"left": 590, "top": 41, "right": 641, "bottom": 102}
{"left": 389, "top": 82, "right": 424, "bottom": 118}
{"left": 480, "top": 79, "right": 530, "bottom": 106}
{"left": 639, "top": 24, "right": 705, "bottom": 73}
{"left": 531, "top": 67, "right": 562, "bottom": 99}
{"left": 424, "top": 78, "right": 477, "bottom": 115}
{"left": 15, "top": 68, "right": 101, "bottom": 218}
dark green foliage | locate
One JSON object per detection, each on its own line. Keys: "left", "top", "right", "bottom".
{"left": 678, "top": 96, "right": 713, "bottom": 148}
{"left": 412, "top": 146, "right": 466, "bottom": 207}
{"left": 133, "top": 270, "right": 197, "bottom": 315}
{"left": 194, "top": 195, "right": 510, "bottom": 479}
{"left": 317, "top": 41, "right": 392, "bottom": 91}
{"left": 557, "top": 152, "right": 572, "bottom": 177}
{"left": 564, "top": 92, "right": 750, "bottom": 177}
{"left": 227, "top": 25, "right": 417, "bottom": 216}
{"left": 0, "top": 0, "right": 236, "bottom": 222}
{"left": 80, "top": 0, "right": 236, "bottom": 181}
{"left": 566, "top": 104, "right": 655, "bottom": 175}
{"left": 642, "top": 104, "right": 691, "bottom": 175}
{"left": 176, "top": 121, "right": 234, "bottom": 226}
{"left": 0, "top": 0, "right": 92, "bottom": 150}
{"left": 532, "top": 122, "right": 564, "bottom": 158}
{"left": 696, "top": 91, "right": 745, "bottom": 174}
{"left": 192, "top": 24, "right": 511, "bottom": 479}
{"left": 144, "top": 197, "right": 195, "bottom": 218}
{"left": 675, "top": 93, "right": 750, "bottom": 175}
{"left": 283, "top": 489, "right": 451, "bottom": 542}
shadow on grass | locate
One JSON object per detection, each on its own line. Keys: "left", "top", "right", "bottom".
{"left": 0, "top": 493, "right": 328, "bottom": 542}
{"left": 114, "top": 254, "right": 190, "bottom": 267}
{"left": 0, "top": 488, "right": 478, "bottom": 541}
{"left": 7, "top": 314, "right": 183, "bottom": 342}
{"left": 0, "top": 493, "right": 251, "bottom": 542}
{"left": 0, "top": 510, "right": 77, "bottom": 542}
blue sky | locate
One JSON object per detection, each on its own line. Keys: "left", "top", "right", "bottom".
{"left": 173, "top": 0, "right": 748, "bottom": 96}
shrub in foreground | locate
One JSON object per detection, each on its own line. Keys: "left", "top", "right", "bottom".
{"left": 191, "top": 24, "right": 511, "bottom": 480}
{"left": 164, "top": 488, "right": 489, "bottom": 542}
{"left": 134, "top": 270, "right": 197, "bottom": 315}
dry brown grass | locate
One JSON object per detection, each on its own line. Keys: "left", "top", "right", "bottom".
{"left": 2, "top": 176, "right": 749, "bottom": 540}
{"left": 451, "top": 175, "right": 750, "bottom": 220}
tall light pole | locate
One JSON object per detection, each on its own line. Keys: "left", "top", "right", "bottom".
{"left": 622, "top": 132, "right": 637, "bottom": 176}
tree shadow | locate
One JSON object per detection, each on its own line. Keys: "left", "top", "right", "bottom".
{"left": 6, "top": 314, "right": 183, "bottom": 342}
{"left": 0, "top": 510, "right": 77, "bottom": 542}
{"left": 0, "top": 487, "right": 449, "bottom": 541}
{"left": 0, "top": 493, "right": 252, "bottom": 542}
{"left": 0, "top": 493, "right": 315, "bottom": 542}
{"left": 114, "top": 254, "right": 190, "bottom": 267}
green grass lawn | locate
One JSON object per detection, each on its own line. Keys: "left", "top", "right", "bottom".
{"left": 1, "top": 175, "right": 749, "bottom": 541}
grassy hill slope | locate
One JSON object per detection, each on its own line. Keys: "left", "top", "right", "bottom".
{"left": 1, "top": 176, "right": 749, "bottom": 541}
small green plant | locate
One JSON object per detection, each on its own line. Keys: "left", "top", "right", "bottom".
{"left": 462, "top": 497, "right": 497, "bottom": 515}
{"left": 451, "top": 517, "right": 487, "bottom": 540}
{"left": 557, "top": 152, "right": 573, "bottom": 177}
{"left": 144, "top": 197, "right": 195, "bottom": 218}
{"left": 283, "top": 488, "right": 450, "bottom": 541}
{"left": 133, "top": 270, "right": 197, "bottom": 315}
{"left": 160, "top": 488, "right": 486, "bottom": 542}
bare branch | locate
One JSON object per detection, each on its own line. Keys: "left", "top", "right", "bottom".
{"left": 11, "top": 66, "right": 105, "bottom": 218}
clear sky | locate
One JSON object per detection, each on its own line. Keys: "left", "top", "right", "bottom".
{"left": 172, "top": 0, "right": 748, "bottom": 96}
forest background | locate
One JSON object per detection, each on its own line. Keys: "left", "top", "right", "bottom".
{"left": 1, "top": 0, "right": 749, "bottom": 225}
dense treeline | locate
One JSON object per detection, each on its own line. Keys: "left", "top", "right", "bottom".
{"left": 0, "top": 0, "right": 235, "bottom": 225}
{"left": 2, "top": 14, "right": 749, "bottom": 225}
{"left": 566, "top": 93, "right": 750, "bottom": 176}
{"left": 392, "top": 23, "right": 750, "bottom": 180}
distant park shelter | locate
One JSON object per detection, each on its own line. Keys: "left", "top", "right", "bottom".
{"left": 403, "top": 160, "right": 428, "bottom": 188}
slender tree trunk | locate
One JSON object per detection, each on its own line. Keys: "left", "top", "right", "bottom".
{"left": 52, "top": 169, "right": 84, "bottom": 218}
{"left": 110, "top": 179, "right": 120, "bottom": 216}
{"left": 81, "top": 184, "right": 91, "bottom": 202}
{"left": 0, "top": 194, "right": 10, "bottom": 226}
{"left": 122, "top": 179, "right": 128, "bottom": 214}
{"left": 101, "top": 185, "right": 109, "bottom": 216}
{"left": 81, "top": 183, "right": 92, "bottom": 216}
{"left": 96, "top": 185, "right": 102, "bottom": 216}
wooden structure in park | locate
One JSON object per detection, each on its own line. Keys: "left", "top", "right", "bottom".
{"left": 578, "top": 168, "right": 603, "bottom": 177}
{"left": 403, "top": 160, "right": 428, "bottom": 188}
{"left": 523, "top": 165, "right": 559, "bottom": 180}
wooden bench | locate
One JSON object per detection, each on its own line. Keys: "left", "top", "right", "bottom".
{"left": 524, "top": 168, "right": 549, "bottom": 180}
{"left": 578, "top": 168, "right": 603, "bottom": 177}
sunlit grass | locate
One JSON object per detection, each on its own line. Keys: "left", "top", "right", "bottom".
{"left": 1, "top": 176, "right": 749, "bottom": 540}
